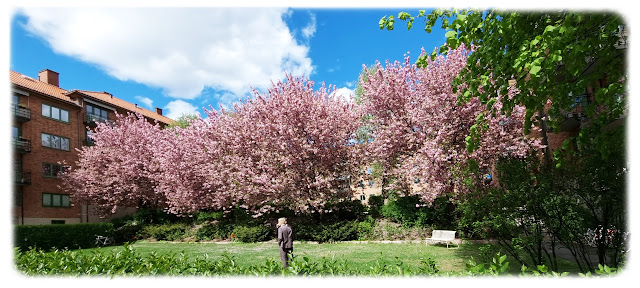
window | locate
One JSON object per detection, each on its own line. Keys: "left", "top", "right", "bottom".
{"left": 86, "top": 104, "right": 109, "bottom": 120}
{"left": 42, "top": 193, "right": 71, "bottom": 208}
{"left": 368, "top": 180, "right": 374, "bottom": 188}
{"left": 41, "top": 133, "right": 70, "bottom": 151}
{"left": 360, "top": 194, "right": 366, "bottom": 201}
{"left": 42, "top": 104, "right": 70, "bottom": 123}
{"left": 51, "top": 220, "right": 66, "bottom": 224}
{"left": 42, "top": 163, "right": 67, "bottom": 178}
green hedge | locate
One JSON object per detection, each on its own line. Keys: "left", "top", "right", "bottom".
{"left": 15, "top": 223, "right": 114, "bottom": 251}
{"left": 232, "top": 225, "right": 272, "bottom": 243}
{"left": 295, "top": 220, "right": 360, "bottom": 243}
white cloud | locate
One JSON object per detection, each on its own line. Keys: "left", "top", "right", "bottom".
{"left": 164, "top": 100, "right": 199, "bottom": 120}
{"left": 134, "top": 96, "right": 154, "bottom": 109}
{"left": 302, "top": 13, "right": 316, "bottom": 39}
{"left": 331, "top": 87, "right": 354, "bottom": 103}
{"left": 18, "top": 7, "right": 314, "bottom": 104}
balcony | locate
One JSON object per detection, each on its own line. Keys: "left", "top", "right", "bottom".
{"left": 15, "top": 171, "right": 31, "bottom": 185}
{"left": 13, "top": 138, "right": 31, "bottom": 153}
{"left": 84, "top": 113, "right": 114, "bottom": 126}
{"left": 12, "top": 104, "right": 31, "bottom": 122}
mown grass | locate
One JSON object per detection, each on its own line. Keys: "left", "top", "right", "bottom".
{"left": 77, "top": 241, "right": 581, "bottom": 275}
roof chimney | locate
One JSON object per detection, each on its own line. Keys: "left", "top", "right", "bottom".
{"left": 38, "top": 69, "right": 59, "bottom": 87}
{"left": 155, "top": 108, "right": 163, "bottom": 115}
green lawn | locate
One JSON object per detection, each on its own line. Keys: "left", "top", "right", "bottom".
{"left": 78, "top": 240, "right": 581, "bottom": 275}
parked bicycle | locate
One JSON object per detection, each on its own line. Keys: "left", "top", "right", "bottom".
{"left": 95, "top": 234, "right": 114, "bottom": 247}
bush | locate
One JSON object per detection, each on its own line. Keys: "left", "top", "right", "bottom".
{"left": 113, "top": 224, "right": 143, "bottom": 243}
{"left": 140, "top": 223, "right": 189, "bottom": 241}
{"left": 14, "top": 223, "right": 114, "bottom": 251}
{"left": 196, "top": 211, "right": 224, "bottom": 223}
{"left": 231, "top": 225, "right": 272, "bottom": 243}
{"left": 295, "top": 221, "right": 360, "bottom": 243}
{"left": 196, "top": 222, "right": 234, "bottom": 241}
{"left": 381, "top": 195, "right": 457, "bottom": 229}
{"left": 367, "top": 195, "right": 384, "bottom": 218}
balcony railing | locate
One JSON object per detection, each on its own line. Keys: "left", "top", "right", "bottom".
{"left": 12, "top": 104, "right": 31, "bottom": 122}
{"left": 84, "top": 113, "right": 114, "bottom": 126}
{"left": 13, "top": 138, "right": 31, "bottom": 153}
{"left": 15, "top": 171, "right": 31, "bottom": 185}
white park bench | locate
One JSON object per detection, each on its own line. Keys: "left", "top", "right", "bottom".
{"left": 425, "top": 230, "right": 459, "bottom": 248}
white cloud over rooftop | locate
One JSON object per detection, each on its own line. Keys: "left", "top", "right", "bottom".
{"left": 18, "top": 7, "right": 314, "bottom": 105}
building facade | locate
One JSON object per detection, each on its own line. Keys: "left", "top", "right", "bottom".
{"left": 11, "top": 69, "right": 173, "bottom": 225}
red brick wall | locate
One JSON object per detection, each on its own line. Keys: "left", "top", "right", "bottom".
{"left": 13, "top": 90, "right": 82, "bottom": 223}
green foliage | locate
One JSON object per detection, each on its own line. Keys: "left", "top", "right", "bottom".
{"left": 13, "top": 242, "right": 605, "bottom": 276}
{"left": 381, "top": 195, "right": 457, "bottom": 229}
{"left": 140, "top": 223, "right": 190, "bottom": 241}
{"left": 166, "top": 113, "right": 200, "bottom": 129}
{"left": 367, "top": 194, "right": 384, "bottom": 218}
{"left": 356, "top": 217, "right": 376, "bottom": 240}
{"left": 196, "top": 210, "right": 224, "bottom": 223}
{"left": 381, "top": 10, "right": 627, "bottom": 160}
{"left": 14, "top": 223, "right": 114, "bottom": 252}
{"left": 196, "top": 222, "right": 234, "bottom": 241}
{"left": 14, "top": 245, "right": 445, "bottom": 276}
{"left": 133, "top": 208, "right": 183, "bottom": 225}
{"left": 578, "top": 264, "right": 620, "bottom": 277}
{"left": 465, "top": 253, "right": 510, "bottom": 276}
{"left": 231, "top": 225, "right": 272, "bottom": 243}
{"left": 295, "top": 220, "right": 360, "bottom": 243}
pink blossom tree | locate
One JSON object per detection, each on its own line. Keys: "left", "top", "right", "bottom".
{"left": 59, "top": 113, "right": 168, "bottom": 217}
{"left": 359, "top": 44, "right": 543, "bottom": 203}
{"left": 156, "top": 75, "right": 364, "bottom": 216}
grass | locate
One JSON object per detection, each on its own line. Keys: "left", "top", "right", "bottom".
{"left": 78, "top": 240, "right": 582, "bottom": 275}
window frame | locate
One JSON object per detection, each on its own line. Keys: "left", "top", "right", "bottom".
{"left": 41, "top": 132, "right": 70, "bottom": 151}
{"left": 42, "top": 162, "right": 67, "bottom": 178}
{"left": 41, "top": 103, "right": 70, "bottom": 123}
{"left": 42, "top": 193, "right": 71, "bottom": 208}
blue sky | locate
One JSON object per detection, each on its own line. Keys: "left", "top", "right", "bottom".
{"left": 10, "top": 6, "right": 446, "bottom": 120}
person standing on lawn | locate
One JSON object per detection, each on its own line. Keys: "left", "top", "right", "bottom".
{"left": 277, "top": 217, "right": 293, "bottom": 268}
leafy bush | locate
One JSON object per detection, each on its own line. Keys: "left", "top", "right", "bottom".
{"left": 14, "top": 223, "right": 113, "bottom": 251}
{"left": 231, "top": 225, "right": 272, "bottom": 243}
{"left": 357, "top": 217, "right": 376, "bottom": 240}
{"left": 367, "top": 195, "right": 384, "bottom": 218}
{"left": 113, "top": 224, "right": 143, "bottom": 243}
{"left": 196, "top": 211, "right": 224, "bottom": 223}
{"left": 381, "top": 195, "right": 457, "bottom": 229}
{"left": 295, "top": 221, "right": 360, "bottom": 243}
{"left": 140, "top": 223, "right": 189, "bottom": 241}
{"left": 197, "top": 222, "right": 234, "bottom": 241}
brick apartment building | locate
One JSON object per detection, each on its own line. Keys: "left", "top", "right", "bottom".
{"left": 11, "top": 69, "right": 174, "bottom": 225}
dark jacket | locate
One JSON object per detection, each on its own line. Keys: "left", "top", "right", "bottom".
{"left": 278, "top": 224, "right": 293, "bottom": 249}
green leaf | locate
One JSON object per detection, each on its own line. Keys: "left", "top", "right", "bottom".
{"left": 379, "top": 17, "right": 387, "bottom": 30}
{"left": 529, "top": 65, "right": 541, "bottom": 76}
{"left": 445, "top": 30, "right": 457, "bottom": 39}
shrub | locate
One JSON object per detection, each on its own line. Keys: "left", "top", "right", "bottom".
{"left": 231, "top": 225, "right": 272, "bottom": 243}
{"left": 140, "top": 223, "right": 189, "bottom": 241}
{"left": 196, "top": 211, "right": 224, "bottom": 223}
{"left": 196, "top": 222, "right": 234, "bottom": 241}
{"left": 14, "top": 223, "right": 114, "bottom": 251}
{"left": 295, "top": 221, "right": 360, "bottom": 243}
{"left": 113, "top": 224, "right": 143, "bottom": 243}
{"left": 381, "top": 195, "right": 457, "bottom": 229}
{"left": 367, "top": 195, "right": 384, "bottom": 218}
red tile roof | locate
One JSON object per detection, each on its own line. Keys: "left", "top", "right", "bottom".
{"left": 10, "top": 70, "right": 174, "bottom": 125}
